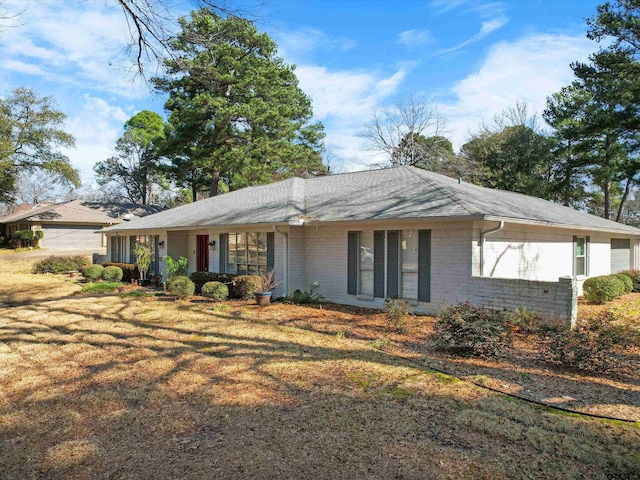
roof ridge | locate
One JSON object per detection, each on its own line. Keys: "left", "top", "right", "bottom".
{"left": 404, "top": 166, "right": 479, "bottom": 216}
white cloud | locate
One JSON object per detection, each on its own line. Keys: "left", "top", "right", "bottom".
{"left": 437, "top": 33, "right": 595, "bottom": 149}
{"left": 437, "top": 14, "right": 509, "bottom": 54}
{"left": 398, "top": 29, "right": 432, "bottom": 48}
{"left": 275, "top": 26, "right": 356, "bottom": 61}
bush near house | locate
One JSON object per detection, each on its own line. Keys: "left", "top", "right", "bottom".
{"left": 167, "top": 276, "right": 195, "bottom": 299}
{"left": 231, "top": 275, "right": 262, "bottom": 300}
{"left": 33, "top": 255, "right": 91, "bottom": 274}
{"left": 101, "top": 262, "right": 140, "bottom": 283}
{"left": 612, "top": 274, "right": 633, "bottom": 294}
{"left": 583, "top": 275, "right": 627, "bottom": 304}
{"left": 189, "top": 271, "right": 234, "bottom": 293}
{"left": 620, "top": 270, "right": 640, "bottom": 292}
{"left": 433, "top": 302, "right": 512, "bottom": 357}
{"left": 201, "top": 281, "right": 229, "bottom": 301}
{"left": 82, "top": 264, "right": 104, "bottom": 282}
{"left": 102, "top": 266, "right": 124, "bottom": 282}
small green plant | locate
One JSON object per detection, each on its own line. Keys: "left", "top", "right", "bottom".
{"left": 371, "top": 337, "right": 397, "bottom": 351}
{"left": 201, "top": 281, "right": 229, "bottom": 301}
{"left": 101, "top": 265, "right": 124, "bottom": 282}
{"left": 33, "top": 255, "right": 91, "bottom": 274}
{"left": 620, "top": 269, "right": 640, "bottom": 292}
{"left": 167, "top": 275, "right": 195, "bottom": 299}
{"left": 539, "top": 312, "right": 626, "bottom": 373}
{"left": 189, "top": 271, "right": 234, "bottom": 293}
{"left": 231, "top": 275, "right": 262, "bottom": 300}
{"left": 506, "top": 306, "right": 544, "bottom": 334}
{"left": 163, "top": 255, "right": 189, "bottom": 279}
{"left": 335, "top": 330, "right": 346, "bottom": 339}
{"left": 79, "top": 282, "right": 125, "bottom": 294}
{"left": 82, "top": 264, "right": 104, "bottom": 282}
{"left": 433, "top": 302, "right": 512, "bottom": 357}
{"left": 282, "top": 289, "right": 325, "bottom": 304}
{"left": 583, "top": 275, "right": 626, "bottom": 304}
{"left": 384, "top": 298, "right": 412, "bottom": 332}
{"left": 520, "top": 371, "right": 531, "bottom": 381}
{"left": 134, "top": 243, "right": 152, "bottom": 281}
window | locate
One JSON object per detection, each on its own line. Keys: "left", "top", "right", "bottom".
{"left": 225, "top": 232, "right": 273, "bottom": 274}
{"left": 110, "top": 236, "right": 126, "bottom": 262}
{"left": 401, "top": 230, "right": 419, "bottom": 300}
{"left": 573, "top": 236, "right": 589, "bottom": 277}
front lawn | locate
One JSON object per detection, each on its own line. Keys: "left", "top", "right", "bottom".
{"left": 0, "top": 261, "right": 638, "bottom": 479}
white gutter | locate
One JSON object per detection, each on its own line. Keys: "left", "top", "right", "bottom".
{"left": 272, "top": 225, "right": 289, "bottom": 295}
{"left": 480, "top": 221, "right": 505, "bottom": 277}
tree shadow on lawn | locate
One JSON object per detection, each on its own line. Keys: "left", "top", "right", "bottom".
{"left": 1, "top": 301, "right": 639, "bottom": 480}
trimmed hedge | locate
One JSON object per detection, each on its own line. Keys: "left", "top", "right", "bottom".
{"left": 433, "top": 302, "right": 512, "bottom": 357}
{"left": 189, "top": 271, "right": 234, "bottom": 293}
{"left": 102, "top": 266, "right": 124, "bottom": 282}
{"left": 201, "top": 281, "right": 229, "bottom": 301}
{"left": 232, "top": 275, "right": 262, "bottom": 300}
{"left": 620, "top": 270, "right": 640, "bottom": 292}
{"left": 33, "top": 255, "right": 91, "bottom": 274}
{"left": 101, "top": 262, "right": 140, "bottom": 282}
{"left": 612, "top": 274, "right": 633, "bottom": 294}
{"left": 583, "top": 275, "right": 626, "bottom": 304}
{"left": 82, "top": 264, "right": 104, "bottom": 282}
{"left": 167, "top": 276, "right": 195, "bottom": 299}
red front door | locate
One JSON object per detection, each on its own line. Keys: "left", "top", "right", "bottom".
{"left": 196, "top": 235, "right": 209, "bottom": 272}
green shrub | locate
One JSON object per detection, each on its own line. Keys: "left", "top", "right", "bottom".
{"left": 612, "top": 273, "right": 633, "bottom": 294}
{"left": 282, "top": 289, "right": 325, "bottom": 304}
{"left": 33, "top": 255, "right": 91, "bottom": 274}
{"left": 102, "top": 266, "right": 124, "bottom": 282}
{"left": 189, "top": 271, "right": 234, "bottom": 293}
{"left": 620, "top": 269, "right": 640, "bottom": 292}
{"left": 539, "top": 312, "right": 626, "bottom": 373}
{"left": 506, "top": 306, "right": 545, "bottom": 334}
{"left": 384, "top": 298, "right": 412, "bottom": 332}
{"left": 82, "top": 264, "right": 104, "bottom": 282}
{"left": 583, "top": 275, "right": 625, "bottom": 304}
{"left": 101, "top": 262, "right": 140, "bottom": 282}
{"left": 201, "top": 281, "right": 229, "bottom": 301}
{"left": 231, "top": 275, "right": 262, "bottom": 300}
{"left": 167, "top": 275, "right": 195, "bottom": 299}
{"left": 433, "top": 302, "right": 512, "bottom": 357}
{"left": 163, "top": 255, "right": 189, "bottom": 278}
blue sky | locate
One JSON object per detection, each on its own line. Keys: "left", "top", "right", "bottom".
{"left": 0, "top": 0, "right": 603, "bottom": 187}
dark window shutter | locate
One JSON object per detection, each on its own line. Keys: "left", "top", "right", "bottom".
{"left": 219, "top": 233, "right": 228, "bottom": 273}
{"left": 386, "top": 230, "right": 399, "bottom": 299}
{"left": 130, "top": 235, "right": 137, "bottom": 264}
{"left": 267, "top": 232, "right": 275, "bottom": 270}
{"left": 374, "top": 231, "right": 385, "bottom": 298}
{"left": 347, "top": 232, "right": 358, "bottom": 295}
{"left": 418, "top": 230, "right": 431, "bottom": 302}
{"left": 586, "top": 236, "right": 590, "bottom": 276}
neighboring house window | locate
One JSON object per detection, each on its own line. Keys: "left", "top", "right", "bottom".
{"left": 348, "top": 229, "right": 431, "bottom": 302}
{"left": 110, "top": 236, "right": 127, "bottom": 263}
{"left": 130, "top": 235, "right": 160, "bottom": 274}
{"left": 573, "top": 236, "right": 590, "bottom": 277}
{"left": 224, "top": 232, "right": 274, "bottom": 274}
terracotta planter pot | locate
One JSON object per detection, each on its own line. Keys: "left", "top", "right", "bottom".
{"left": 255, "top": 292, "right": 272, "bottom": 307}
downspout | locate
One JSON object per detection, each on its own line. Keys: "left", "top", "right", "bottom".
{"left": 273, "top": 225, "right": 289, "bottom": 295}
{"left": 480, "top": 221, "right": 504, "bottom": 277}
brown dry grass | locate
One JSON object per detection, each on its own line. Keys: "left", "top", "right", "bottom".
{"left": 0, "top": 259, "right": 639, "bottom": 479}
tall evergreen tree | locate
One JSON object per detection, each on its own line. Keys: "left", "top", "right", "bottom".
{"left": 154, "top": 9, "right": 325, "bottom": 198}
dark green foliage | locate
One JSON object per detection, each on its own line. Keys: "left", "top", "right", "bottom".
{"left": 231, "top": 275, "right": 262, "bottom": 300}
{"left": 540, "top": 312, "right": 626, "bottom": 373}
{"left": 102, "top": 266, "right": 124, "bottom": 282}
{"left": 33, "top": 255, "right": 91, "bottom": 274}
{"left": 620, "top": 269, "right": 640, "bottom": 291}
{"left": 433, "top": 302, "right": 512, "bottom": 357}
{"left": 189, "top": 271, "right": 234, "bottom": 293}
{"left": 11, "top": 229, "right": 43, "bottom": 248}
{"left": 101, "top": 262, "right": 140, "bottom": 282}
{"left": 167, "top": 275, "right": 195, "bottom": 299}
{"left": 201, "top": 281, "right": 228, "bottom": 301}
{"left": 612, "top": 273, "right": 633, "bottom": 293}
{"left": 282, "top": 289, "right": 325, "bottom": 304}
{"left": 583, "top": 275, "right": 626, "bottom": 304}
{"left": 155, "top": 9, "right": 325, "bottom": 199}
{"left": 82, "top": 264, "right": 104, "bottom": 282}
{"left": 163, "top": 255, "right": 189, "bottom": 278}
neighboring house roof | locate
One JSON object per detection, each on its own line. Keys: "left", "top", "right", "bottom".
{"left": 100, "top": 166, "right": 640, "bottom": 235}
{"left": 0, "top": 200, "right": 163, "bottom": 225}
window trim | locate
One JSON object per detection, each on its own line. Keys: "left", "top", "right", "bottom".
{"left": 223, "top": 232, "right": 273, "bottom": 275}
{"left": 573, "top": 235, "right": 590, "bottom": 277}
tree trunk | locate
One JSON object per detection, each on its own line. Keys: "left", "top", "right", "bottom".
{"left": 210, "top": 169, "right": 220, "bottom": 197}
{"left": 616, "top": 177, "right": 634, "bottom": 223}
{"left": 604, "top": 181, "right": 611, "bottom": 220}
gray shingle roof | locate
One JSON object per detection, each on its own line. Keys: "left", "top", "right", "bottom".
{"left": 0, "top": 200, "right": 163, "bottom": 225}
{"left": 100, "top": 166, "right": 640, "bottom": 235}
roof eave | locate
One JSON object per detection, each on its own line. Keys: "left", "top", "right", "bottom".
{"left": 483, "top": 215, "right": 640, "bottom": 235}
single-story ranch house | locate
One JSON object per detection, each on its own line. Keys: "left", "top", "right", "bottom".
{"left": 100, "top": 166, "right": 640, "bottom": 326}
{"left": 0, "top": 200, "right": 162, "bottom": 250}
